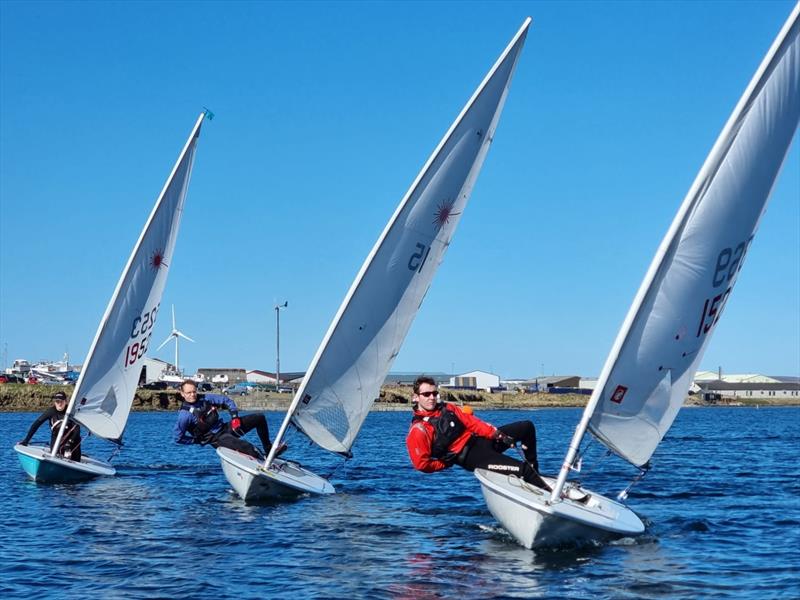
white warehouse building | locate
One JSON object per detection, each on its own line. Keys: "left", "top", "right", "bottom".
{"left": 448, "top": 370, "right": 500, "bottom": 392}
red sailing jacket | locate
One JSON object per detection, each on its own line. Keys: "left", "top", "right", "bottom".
{"left": 406, "top": 402, "right": 496, "bottom": 472}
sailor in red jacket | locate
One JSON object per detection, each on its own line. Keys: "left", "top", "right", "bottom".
{"left": 406, "top": 376, "right": 550, "bottom": 490}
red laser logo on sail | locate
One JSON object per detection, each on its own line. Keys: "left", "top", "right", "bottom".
{"left": 149, "top": 249, "right": 168, "bottom": 271}
{"left": 610, "top": 385, "right": 628, "bottom": 404}
{"left": 433, "top": 198, "right": 460, "bottom": 230}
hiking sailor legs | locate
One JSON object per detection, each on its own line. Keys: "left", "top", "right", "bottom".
{"left": 173, "top": 380, "right": 280, "bottom": 460}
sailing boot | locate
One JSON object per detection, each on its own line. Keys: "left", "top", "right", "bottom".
{"left": 521, "top": 463, "right": 552, "bottom": 492}
{"left": 519, "top": 443, "right": 539, "bottom": 473}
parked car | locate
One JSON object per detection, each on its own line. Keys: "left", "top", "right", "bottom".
{"left": 0, "top": 374, "right": 25, "bottom": 384}
{"left": 224, "top": 382, "right": 254, "bottom": 396}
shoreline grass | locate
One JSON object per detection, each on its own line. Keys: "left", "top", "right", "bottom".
{"left": 1, "top": 383, "right": 798, "bottom": 413}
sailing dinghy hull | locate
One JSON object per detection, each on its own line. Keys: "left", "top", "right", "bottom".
{"left": 217, "top": 447, "right": 335, "bottom": 502}
{"left": 14, "top": 444, "right": 116, "bottom": 484}
{"left": 475, "top": 469, "right": 644, "bottom": 549}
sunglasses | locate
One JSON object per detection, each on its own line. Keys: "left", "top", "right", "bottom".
{"left": 418, "top": 390, "right": 439, "bottom": 398}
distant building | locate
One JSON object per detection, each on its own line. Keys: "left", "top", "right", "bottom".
{"left": 247, "top": 370, "right": 276, "bottom": 384}
{"left": 696, "top": 380, "right": 800, "bottom": 400}
{"left": 382, "top": 372, "right": 451, "bottom": 387}
{"left": 694, "top": 371, "right": 781, "bottom": 384}
{"left": 139, "top": 357, "right": 173, "bottom": 384}
{"left": 283, "top": 373, "right": 305, "bottom": 386}
{"left": 246, "top": 370, "right": 305, "bottom": 385}
{"left": 523, "top": 376, "right": 581, "bottom": 392}
{"left": 447, "top": 370, "right": 501, "bottom": 392}
{"left": 501, "top": 378, "right": 529, "bottom": 391}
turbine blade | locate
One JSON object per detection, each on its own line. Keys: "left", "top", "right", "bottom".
{"left": 176, "top": 332, "right": 195, "bottom": 343}
{"left": 156, "top": 336, "right": 173, "bottom": 351}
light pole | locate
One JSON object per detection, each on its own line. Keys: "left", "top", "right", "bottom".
{"left": 275, "top": 301, "right": 288, "bottom": 392}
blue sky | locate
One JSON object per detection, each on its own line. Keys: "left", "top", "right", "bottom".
{"left": 1, "top": 0, "right": 798, "bottom": 379}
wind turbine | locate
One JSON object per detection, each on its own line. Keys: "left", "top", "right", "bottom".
{"left": 157, "top": 305, "right": 195, "bottom": 376}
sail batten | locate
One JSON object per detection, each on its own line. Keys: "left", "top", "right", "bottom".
{"left": 66, "top": 113, "right": 206, "bottom": 441}
{"left": 270, "top": 19, "right": 531, "bottom": 458}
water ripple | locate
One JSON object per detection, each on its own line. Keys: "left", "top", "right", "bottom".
{"left": 2, "top": 407, "right": 798, "bottom": 598}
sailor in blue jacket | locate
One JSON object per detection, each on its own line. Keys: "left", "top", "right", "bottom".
{"left": 173, "top": 379, "right": 284, "bottom": 459}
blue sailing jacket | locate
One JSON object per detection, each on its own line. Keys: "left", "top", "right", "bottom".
{"left": 173, "top": 394, "right": 239, "bottom": 445}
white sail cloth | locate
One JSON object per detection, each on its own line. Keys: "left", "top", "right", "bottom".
{"left": 71, "top": 114, "right": 205, "bottom": 440}
{"left": 588, "top": 8, "right": 800, "bottom": 467}
{"left": 289, "top": 21, "right": 531, "bottom": 454}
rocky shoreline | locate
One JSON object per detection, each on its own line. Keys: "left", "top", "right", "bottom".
{"left": 1, "top": 383, "right": 797, "bottom": 413}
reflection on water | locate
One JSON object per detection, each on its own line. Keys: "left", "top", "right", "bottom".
{"left": 2, "top": 408, "right": 798, "bottom": 598}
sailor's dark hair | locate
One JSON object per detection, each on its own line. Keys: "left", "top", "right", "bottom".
{"left": 180, "top": 379, "right": 197, "bottom": 391}
{"left": 413, "top": 375, "right": 437, "bottom": 394}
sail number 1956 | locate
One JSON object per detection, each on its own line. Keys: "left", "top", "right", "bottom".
{"left": 125, "top": 304, "right": 160, "bottom": 367}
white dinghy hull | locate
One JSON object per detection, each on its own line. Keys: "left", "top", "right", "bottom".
{"left": 475, "top": 469, "right": 644, "bottom": 549}
{"left": 14, "top": 444, "right": 116, "bottom": 484}
{"left": 217, "top": 447, "right": 335, "bottom": 502}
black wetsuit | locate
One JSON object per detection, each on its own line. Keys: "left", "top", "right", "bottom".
{"left": 457, "top": 420, "right": 549, "bottom": 489}
{"left": 173, "top": 395, "right": 274, "bottom": 459}
{"left": 20, "top": 406, "right": 82, "bottom": 461}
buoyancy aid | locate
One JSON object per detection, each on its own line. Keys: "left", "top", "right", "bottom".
{"left": 48, "top": 409, "right": 80, "bottom": 455}
{"left": 49, "top": 411, "right": 67, "bottom": 431}
{"left": 181, "top": 400, "right": 221, "bottom": 440}
{"left": 49, "top": 409, "right": 78, "bottom": 434}
{"left": 411, "top": 405, "right": 466, "bottom": 464}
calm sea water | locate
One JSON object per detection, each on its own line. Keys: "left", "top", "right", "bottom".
{"left": 1, "top": 406, "right": 798, "bottom": 599}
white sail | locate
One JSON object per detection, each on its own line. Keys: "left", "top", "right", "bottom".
{"left": 279, "top": 20, "right": 531, "bottom": 455}
{"left": 585, "top": 6, "right": 800, "bottom": 467}
{"left": 68, "top": 113, "right": 206, "bottom": 440}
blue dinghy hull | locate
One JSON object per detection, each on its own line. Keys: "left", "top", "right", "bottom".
{"left": 14, "top": 444, "right": 116, "bottom": 484}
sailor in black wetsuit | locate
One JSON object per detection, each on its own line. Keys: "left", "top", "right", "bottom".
{"left": 173, "top": 379, "right": 284, "bottom": 459}
{"left": 18, "top": 390, "right": 82, "bottom": 461}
